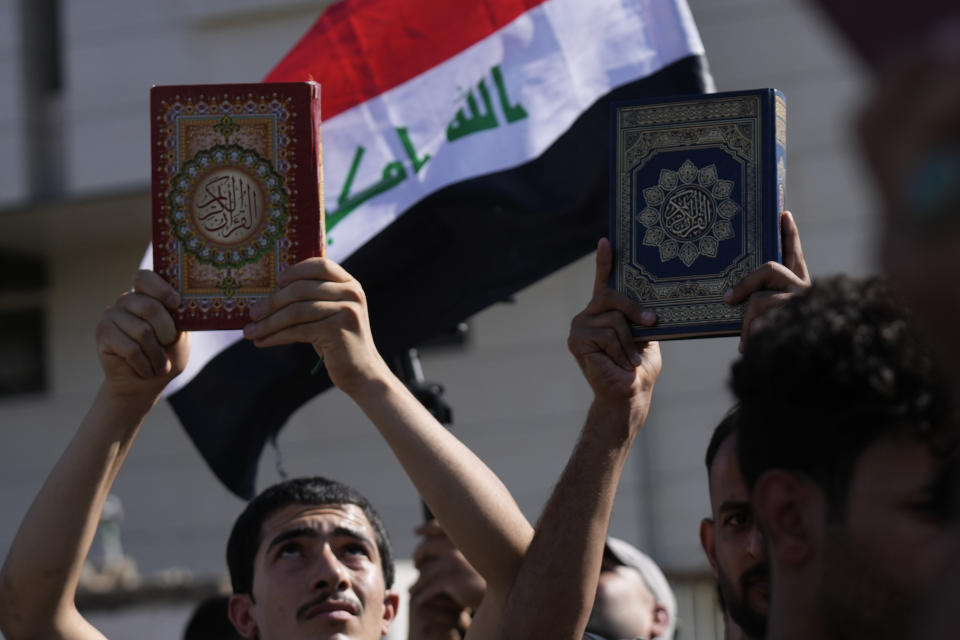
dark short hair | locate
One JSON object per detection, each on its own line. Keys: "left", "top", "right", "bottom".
{"left": 732, "top": 276, "right": 955, "bottom": 515}
{"left": 226, "top": 476, "right": 395, "bottom": 595}
{"left": 705, "top": 407, "right": 740, "bottom": 474}
{"left": 183, "top": 595, "right": 239, "bottom": 640}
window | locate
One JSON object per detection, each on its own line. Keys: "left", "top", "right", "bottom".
{"left": 0, "top": 251, "right": 47, "bottom": 398}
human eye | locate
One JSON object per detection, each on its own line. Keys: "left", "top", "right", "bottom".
{"left": 723, "top": 509, "right": 751, "bottom": 528}
{"left": 340, "top": 541, "right": 371, "bottom": 560}
{"left": 276, "top": 541, "right": 304, "bottom": 559}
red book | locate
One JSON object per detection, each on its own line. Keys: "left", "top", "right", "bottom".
{"left": 151, "top": 82, "right": 324, "bottom": 330}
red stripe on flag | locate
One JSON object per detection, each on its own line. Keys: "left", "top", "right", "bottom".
{"left": 264, "top": 0, "right": 549, "bottom": 120}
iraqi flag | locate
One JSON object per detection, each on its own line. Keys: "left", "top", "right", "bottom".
{"left": 169, "top": 0, "right": 713, "bottom": 499}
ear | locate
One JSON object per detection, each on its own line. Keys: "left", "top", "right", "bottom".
{"left": 228, "top": 593, "right": 259, "bottom": 639}
{"left": 650, "top": 602, "right": 671, "bottom": 638}
{"left": 379, "top": 589, "right": 400, "bottom": 635}
{"left": 699, "top": 517, "right": 718, "bottom": 575}
{"left": 752, "top": 470, "right": 821, "bottom": 568}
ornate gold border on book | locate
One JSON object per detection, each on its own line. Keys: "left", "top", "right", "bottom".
{"left": 618, "top": 95, "right": 760, "bottom": 129}
{"left": 613, "top": 94, "right": 764, "bottom": 324}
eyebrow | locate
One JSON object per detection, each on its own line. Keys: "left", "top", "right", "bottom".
{"left": 332, "top": 525, "right": 376, "bottom": 551}
{"left": 266, "top": 526, "right": 318, "bottom": 554}
{"left": 717, "top": 500, "right": 751, "bottom": 515}
{"left": 265, "top": 525, "right": 376, "bottom": 555}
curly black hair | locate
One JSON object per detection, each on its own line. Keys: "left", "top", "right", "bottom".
{"left": 732, "top": 275, "right": 955, "bottom": 517}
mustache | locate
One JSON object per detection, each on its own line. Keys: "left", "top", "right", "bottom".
{"left": 740, "top": 562, "right": 770, "bottom": 589}
{"left": 296, "top": 592, "right": 362, "bottom": 621}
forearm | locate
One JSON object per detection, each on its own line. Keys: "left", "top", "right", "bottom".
{"left": 0, "top": 385, "right": 156, "bottom": 638}
{"left": 347, "top": 369, "right": 533, "bottom": 597}
{"left": 500, "top": 397, "right": 648, "bottom": 640}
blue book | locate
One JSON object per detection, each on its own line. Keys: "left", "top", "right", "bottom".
{"left": 610, "top": 88, "right": 786, "bottom": 340}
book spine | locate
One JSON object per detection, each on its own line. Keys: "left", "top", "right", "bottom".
{"left": 608, "top": 102, "right": 623, "bottom": 292}
{"left": 773, "top": 88, "right": 787, "bottom": 264}
{"left": 311, "top": 82, "right": 326, "bottom": 258}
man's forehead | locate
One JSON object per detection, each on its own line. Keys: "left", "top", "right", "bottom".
{"left": 259, "top": 503, "right": 375, "bottom": 544}
{"left": 709, "top": 435, "right": 749, "bottom": 505}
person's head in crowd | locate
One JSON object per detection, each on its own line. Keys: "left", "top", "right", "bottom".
{"left": 699, "top": 409, "right": 767, "bottom": 640}
{"left": 587, "top": 537, "right": 676, "bottom": 640}
{"left": 857, "top": 23, "right": 960, "bottom": 393}
{"left": 407, "top": 522, "right": 675, "bottom": 640}
{"left": 857, "top": 21, "right": 960, "bottom": 639}
{"left": 225, "top": 476, "right": 399, "bottom": 640}
{"left": 184, "top": 595, "right": 241, "bottom": 640}
{"left": 732, "top": 275, "right": 959, "bottom": 640}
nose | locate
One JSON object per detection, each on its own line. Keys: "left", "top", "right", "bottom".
{"left": 746, "top": 523, "right": 765, "bottom": 560}
{"left": 312, "top": 543, "right": 349, "bottom": 592}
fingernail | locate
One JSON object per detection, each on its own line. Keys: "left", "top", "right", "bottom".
{"left": 243, "top": 323, "right": 255, "bottom": 338}
{"left": 631, "top": 352, "right": 644, "bottom": 366}
{"left": 167, "top": 294, "right": 180, "bottom": 308}
{"left": 248, "top": 301, "right": 262, "bottom": 320}
{"left": 724, "top": 289, "right": 734, "bottom": 303}
{"left": 641, "top": 310, "right": 657, "bottom": 325}
{"left": 163, "top": 359, "right": 172, "bottom": 374}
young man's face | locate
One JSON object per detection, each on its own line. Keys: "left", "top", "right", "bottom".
{"left": 228, "top": 503, "right": 398, "bottom": 640}
{"left": 701, "top": 434, "right": 768, "bottom": 638}
{"left": 815, "top": 436, "right": 959, "bottom": 640}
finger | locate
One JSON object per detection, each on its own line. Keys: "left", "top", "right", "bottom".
{"left": 569, "top": 325, "right": 634, "bottom": 371}
{"left": 780, "top": 211, "right": 809, "bottom": 283}
{"left": 576, "top": 310, "right": 640, "bottom": 367}
{"left": 248, "top": 320, "right": 339, "bottom": 349}
{"left": 413, "top": 536, "right": 457, "bottom": 567}
{"left": 724, "top": 262, "right": 804, "bottom": 305}
{"left": 250, "top": 278, "right": 363, "bottom": 321}
{"left": 118, "top": 291, "right": 179, "bottom": 347}
{"left": 410, "top": 582, "right": 457, "bottom": 608}
{"left": 132, "top": 270, "right": 180, "bottom": 309}
{"left": 112, "top": 310, "right": 170, "bottom": 375}
{"left": 244, "top": 300, "right": 349, "bottom": 342}
{"left": 583, "top": 289, "right": 656, "bottom": 327}
{"left": 592, "top": 237, "right": 613, "bottom": 297}
{"left": 97, "top": 319, "right": 158, "bottom": 379}
{"left": 410, "top": 591, "right": 462, "bottom": 617}
{"left": 276, "top": 257, "right": 354, "bottom": 288}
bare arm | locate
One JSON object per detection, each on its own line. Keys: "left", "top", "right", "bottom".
{"left": 500, "top": 238, "right": 662, "bottom": 640}
{"left": 0, "top": 272, "right": 187, "bottom": 640}
{"left": 242, "top": 259, "right": 533, "bottom": 638}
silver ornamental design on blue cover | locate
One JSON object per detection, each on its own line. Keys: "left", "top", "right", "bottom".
{"left": 637, "top": 159, "right": 740, "bottom": 267}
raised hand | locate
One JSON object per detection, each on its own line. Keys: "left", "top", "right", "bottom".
{"left": 95, "top": 270, "right": 189, "bottom": 399}
{"left": 242, "top": 257, "right": 388, "bottom": 395}
{"left": 567, "top": 238, "right": 661, "bottom": 404}
{"left": 409, "top": 520, "right": 485, "bottom": 640}
{"left": 723, "top": 211, "right": 811, "bottom": 350}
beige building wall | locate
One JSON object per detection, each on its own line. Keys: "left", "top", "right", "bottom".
{"left": 0, "top": 0, "right": 872, "bottom": 637}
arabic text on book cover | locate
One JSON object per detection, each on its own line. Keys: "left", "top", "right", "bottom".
{"left": 610, "top": 88, "right": 786, "bottom": 340}
{"left": 151, "top": 82, "right": 324, "bottom": 330}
